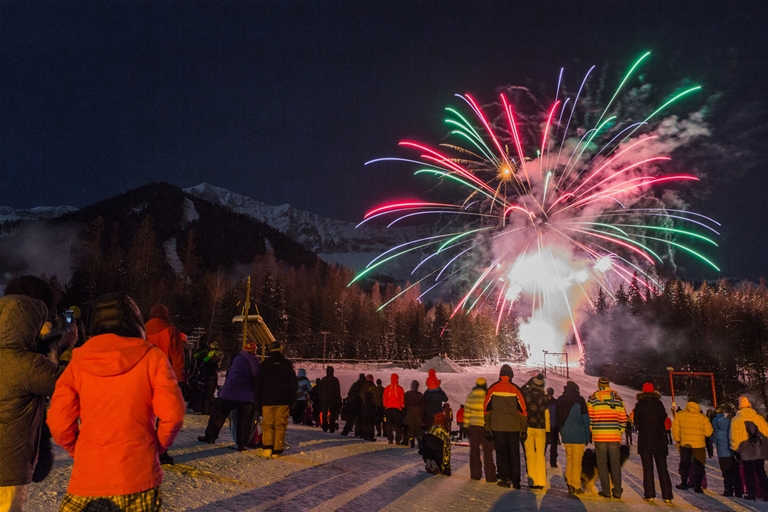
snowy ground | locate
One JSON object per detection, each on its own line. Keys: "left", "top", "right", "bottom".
{"left": 27, "top": 366, "right": 768, "bottom": 511}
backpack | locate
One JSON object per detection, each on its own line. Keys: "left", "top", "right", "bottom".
{"left": 739, "top": 421, "right": 768, "bottom": 461}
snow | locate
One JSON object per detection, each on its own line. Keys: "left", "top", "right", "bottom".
{"left": 0, "top": 205, "right": 77, "bottom": 223}
{"left": 184, "top": 183, "right": 430, "bottom": 278}
{"left": 26, "top": 365, "right": 768, "bottom": 511}
{"left": 419, "top": 356, "right": 466, "bottom": 374}
{"left": 183, "top": 197, "right": 200, "bottom": 226}
{"left": 163, "top": 238, "right": 186, "bottom": 277}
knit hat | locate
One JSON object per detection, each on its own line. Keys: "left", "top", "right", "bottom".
{"left": 366, "top": 374, "right": 374, "bottom": 382}
{"left": 499, "top": 364, "right": 514, "bottom": 379}
{"left": 427, "top": 369, "right": 441, "bottom": 390}
{"left": 268, "top": 341, "right": 282, "bottom": 353}
{"left": 546, "top": 387, "right": 555, "bottom": 396}
{"left": 90, "top": 293, "right": 146, "bottom": 340}
{"left": 476, "top": 377, "right": 487, "bottom": 388}
{"left": 597, "top": 376, "right": 610, "bottom": 389}
{"left": 148, "top": 303, "right": 170, "bottom": 322}
{"left": 433, "top": 412, "right": 446, "bottom": 425}
{"left": 531, "top": 373, "right": 545, "bottom": 388}
{"left": 565, "top": 380, "right": 579, "bottom": 391}
{"left": 642, "top": 382, "right": 654, "bottom": 393}
{"left": 243, "top": 342, "right": 257, "bottom": 353}
{"left": 739, "top": 396, "right": 752, "bottom": 409}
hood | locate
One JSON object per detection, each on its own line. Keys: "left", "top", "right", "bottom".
{"left": 738, "top": 407, "right": 760, "bottom": 420}
{"left": 326, "top": 366, "right": 335, "bottom": 377}
{"left": 298, "top": 369, "right": 306, "bottom": 378}
{"left": 71, "top": 333, "right": 153, "bottom": 377}
{"left": 145, "top": 317, "right": 172, "bottom": 336}
{"left": 390, "top": 373, "right": 399, "bottom": 385}
{"left": 685, "top": 401, "right": 702, "bottom": 414}
{"left": 0, "top": 295, "right": 48, "bottom": 352}
{"left": 636, "top": 391, "right": 661, "bottom": 401}
{"left": 427, "top": 369, "right": 440, "bottom": 390}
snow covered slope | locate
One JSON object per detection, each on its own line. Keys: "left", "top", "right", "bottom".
{"left": 185, "top": 183, "right": 431, "bottom": 276}
{"left": 0, "top": 205, "right": 77, "bottom": 222}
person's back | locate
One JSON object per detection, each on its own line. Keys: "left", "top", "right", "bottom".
{"left": 424, "top": 370, "right": 448, "bottom": 426}
{"left": 254, "top": 342, "right": 297, "bottom": 456}
{"left": 422, "top": 412, "right": 451, "bottom": 476}
{"left": 712, "top": 412, "right": 732, "bottom": 458}
{"left": 587, "top": 386, "right": 627, "bottom": 444}
{"left": 587, "top": 377, "right": 627, "bottom": 498}
{"left": 48, "top": 293, "right": 185, "bottom": 503}
{"left": 730, "top": 397, "right": 768, "bottom": 500}
{"left": 256, "top": 348, "right": 296, "bottom": 408}
{"left": 0, "top": 295, "right": 60, "bottom": 495}
{"left": 145, "top": 303, "right": 186, "bottom": 385}
{"left": 672, "top": 401, "right": 712, "bottom": 448}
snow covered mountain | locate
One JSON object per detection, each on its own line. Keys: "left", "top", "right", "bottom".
{"left": 0, "top": 205, "right": 78, "bottom": 223}
{"left": 185, "top": 183, "right": 432, "bottom": 277}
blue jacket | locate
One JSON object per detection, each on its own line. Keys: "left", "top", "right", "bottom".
{"left": 219, "top": 351, "right": 259, "bottom": 403}
{"left": 559, "top": 402, "right": 591, "bottom": 444}
{"left": 547, "top": 396, "right": 558, "bottom": 431}
{"left": 712, "top": 413, "right": 734, "bottom": 458}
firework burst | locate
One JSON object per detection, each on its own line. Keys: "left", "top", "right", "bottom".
{"left": 351, "top": 53, "right": 719, "bottom": 362}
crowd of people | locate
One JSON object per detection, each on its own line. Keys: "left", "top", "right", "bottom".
{"left": 2, "top": 275, "right": 768, "bottom": 511}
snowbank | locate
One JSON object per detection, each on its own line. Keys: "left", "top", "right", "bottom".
{"left": 419, "top": 356, "right": 466, "bottom": 373}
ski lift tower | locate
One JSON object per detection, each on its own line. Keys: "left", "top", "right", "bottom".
{"left": 232, "top": 276, "right": 276, "bottom": 361}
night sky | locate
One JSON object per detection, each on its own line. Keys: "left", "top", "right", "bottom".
{"left": 1, "top": 1, "right": 767, "bottom": 280}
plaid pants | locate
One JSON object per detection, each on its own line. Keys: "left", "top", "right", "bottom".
{"left": 60, "top": 487, "right": 161, "bottom": 512}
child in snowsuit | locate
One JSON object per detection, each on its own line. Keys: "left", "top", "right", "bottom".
{"left": 359, "top": 392, "right": 378, "bottom": 441}
{"left": 421, "top": 412, "right": 451, "bottom": 476}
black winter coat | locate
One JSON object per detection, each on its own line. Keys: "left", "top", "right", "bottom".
{"left": 320, "top": 376, "right": 342, "bottom": 408}
{"left": 254, "top": 353, "right": 297, "bottom": 408}
{"left": 633, "top": 391, "right": 668, "bottom": 456}
{"left": 523, "top": 384, "right": 548, "bottom": 430}
{"left": 0, "top": 296, "right": 60, "bottom": 486}
{"left": 404, "top": 390, "right": 426, "bottom": 421}
{"left": 424, "top": 388, "right": 448, "bottom": 421}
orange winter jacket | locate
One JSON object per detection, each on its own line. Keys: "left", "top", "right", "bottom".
{"left": 48, "top": 333, "right": 186, "bottom": 497}
{"left": 382, "top": 374, "right": 405, "bottom": 409}
{"left": 145, "top": 318, "right": 186, "bottom": 383}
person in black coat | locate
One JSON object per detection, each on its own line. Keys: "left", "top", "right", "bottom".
{"left": 310, "top": 378, "right": 322, "bottom": 426}
{"left": 254, "top": 342, "right": 297, "bottom": 456}
{"left": 633, "top": 382, "right": 673, "bottom": 503}
{"left": 320, "top": 366, "right": 342, "bottom": 432}
{"left": 341, "top": 373, "right": 366, "bottom": 436}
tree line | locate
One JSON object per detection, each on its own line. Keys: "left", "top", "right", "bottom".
{"left": 59, "top": 214, "right": 529, "bottom": 367}
{"left": 580, "top": 276, "right": 768, "bottom": 410}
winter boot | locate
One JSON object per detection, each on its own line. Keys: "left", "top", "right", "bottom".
{"left": 159, "top": 452, "right": 174, "bottom": 465}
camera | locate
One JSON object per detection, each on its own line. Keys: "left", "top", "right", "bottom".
{"left": 63, "top": 309, "right": 75, "bottom": 325}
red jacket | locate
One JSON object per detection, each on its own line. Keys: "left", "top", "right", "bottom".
{"left": 145, "top": 318, "right": 186, "bottom": 383}
{"left": 382, "top": 374, "right": 405, "bottom": 410}
{"left": 48, "top": 333, "right": 185, "bottom": 496}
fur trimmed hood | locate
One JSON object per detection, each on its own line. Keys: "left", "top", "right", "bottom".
{"left": 636, "top": 391, "right": 661, "bottom": 401}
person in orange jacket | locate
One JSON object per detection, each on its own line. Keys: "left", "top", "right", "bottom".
{"left": 382, "top": 373, "right": 405, "bottom": 445}
{"left": 48, "top": 293, "right": 186, "bottom": 510}
{"left": 145, "top": 303, "right": 187, "bottom": 389}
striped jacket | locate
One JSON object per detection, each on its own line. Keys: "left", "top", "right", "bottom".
{"left": 463, "top": 386, "right": 487, "bottom": 427}
{"left": 587, "top": 388, "right": 627, "bottom": 443}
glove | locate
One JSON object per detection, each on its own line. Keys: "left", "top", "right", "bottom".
{"left": 484, "top": 430, "right": 494, "bottom": 442}
{"left": 520, "top": 429, "right": 528, "bottom": 443}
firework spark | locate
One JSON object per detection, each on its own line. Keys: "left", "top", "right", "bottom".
{"left": 351, "top": 53, "right": 718, "bottom": 362}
